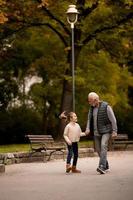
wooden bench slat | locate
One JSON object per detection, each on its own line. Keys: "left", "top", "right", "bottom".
{"left": 111, "top": 134, "right": 133, "bottom": 150}
{"left": 29, "top": 139, "right": 54, "bottom": 142}
{"left": 26, "top": 134, "right": 66, "bottom": 161}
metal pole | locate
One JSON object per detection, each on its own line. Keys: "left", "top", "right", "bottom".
{"left": 71, "top": 24, "right": 75, "bottom": 112}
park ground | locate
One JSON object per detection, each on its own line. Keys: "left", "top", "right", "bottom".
{"left": 0, "top": 151, "right": 133, "bottom": 200}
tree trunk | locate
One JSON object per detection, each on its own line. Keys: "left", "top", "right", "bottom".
{"left": 41, "top": 99, "right": 48, "bottom": 134}
{"left": 58, "top": 45, "right": 82, "bottom": 138}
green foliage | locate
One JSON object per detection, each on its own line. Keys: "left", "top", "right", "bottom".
{"left": 75, "top": 48, "right": 133, "bottom": 129}
{"left": 114, "top": 104, "right": 133, "bottom": 139}
{"left": 0, "top": 0, "right": 132, "bottom": 142}
{"left": 0, "top": 107, "right": 42, "bottom": 144}
{"left": 0, "top": 78, "right": 18, "bottom": 110}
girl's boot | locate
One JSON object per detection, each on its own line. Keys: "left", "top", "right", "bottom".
{"left": 66, "top": 164, "right": 72, "bottom": 173}
{"left": 72, "top": 166, "right": 81, "bottom": 173}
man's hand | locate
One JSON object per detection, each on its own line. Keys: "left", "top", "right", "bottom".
{"left": 112, "top": 132, "right": 117, "bottom": 139}
{"left": 85, "top": 130, "right": 90, "bottom": 136}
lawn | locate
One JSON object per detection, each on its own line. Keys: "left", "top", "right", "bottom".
{"left": 0, "top": 141, "right": 93, "bottom": 153}
{"left": 0, "top": 144, "right": 30, "bottom": 153}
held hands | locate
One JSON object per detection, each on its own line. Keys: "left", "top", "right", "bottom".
{"left": 111, "top": 132, "right": 117, "bottom": 139}
{"left": 85, "top": 130, "right": 90, "bottom": 136}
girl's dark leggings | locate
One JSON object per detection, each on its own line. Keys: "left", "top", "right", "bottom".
{"left": 67, "top": 142, "right": 78, "bottom": 166}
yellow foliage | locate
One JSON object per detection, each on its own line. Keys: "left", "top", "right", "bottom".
{"left": 0, "top": 12, "right": 8, "bottom": 24}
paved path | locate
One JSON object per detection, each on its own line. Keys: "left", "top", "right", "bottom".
{"left": 0, "top": 151, "right": 133, "bottom": 200}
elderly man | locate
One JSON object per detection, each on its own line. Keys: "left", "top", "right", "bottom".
{"left": 85, "top": 92, "right": 117, "bottom": 174}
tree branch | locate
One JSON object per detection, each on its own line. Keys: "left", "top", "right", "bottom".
{"left": 36, "top": 0, "right": 70, "bottom": 36}
{"left": 81, "top": 1, "right": 99, "bottom": 19}
{"left": 0, "top": 26, "right": 26, "bottom": 41}
{"left": 96, "top": 38, "right": 120, "bottom": 59}
{"left": 29, "top": 22, "right": 68, "bottom": 47}
{"left": 82, "top": 11, "right": 133, "bottom": 45}
{"left": 0, "top": 20, "right": 68, "bottom": 47}
{"left": 77, "top": 0, "right": 85, "bottom": 4}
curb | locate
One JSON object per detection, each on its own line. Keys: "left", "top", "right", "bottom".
{"left": 0, "top": 148, "right": 95, "bottom": 165}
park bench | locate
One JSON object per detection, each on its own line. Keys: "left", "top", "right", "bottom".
{"left": 26, "top": 134, "right": 66, "bottom": 161}
{"left": 111, "top": 134, "right": 133, "bottom": 150}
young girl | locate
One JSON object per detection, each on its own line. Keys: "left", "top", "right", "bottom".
{"left": 62, "top": 112, "right": 87, "bottom": 173}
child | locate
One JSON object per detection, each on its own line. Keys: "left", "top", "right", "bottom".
{"left": 62, "top": 112, "right": 87, "bottom": 173}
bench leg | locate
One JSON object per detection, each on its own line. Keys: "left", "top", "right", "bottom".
{"left": 29, "top": 150, "right": 47, "bottom": 162}
{"left": 47, "top": 151, "right": 56, "bottom": 161}
{"left": 60, "top": 150, "right": 65, "bottom": 161}
{"left": 43, "top": 151, "right": 47, "bottom": 163}
{"left": 124, "top": 143, "right": 129, "bottom": 150}
{"left": 47, "top": 150, "right": 65, "bottom": 161}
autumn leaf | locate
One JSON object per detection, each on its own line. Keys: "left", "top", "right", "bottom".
{"left": 0, "top": 12, "right": 8, "bottom": 23}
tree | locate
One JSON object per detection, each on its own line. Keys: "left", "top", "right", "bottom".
{"left": 0, "top": 0, "right": 8, "bottom": 24}
{"left": 0, "top": 0, "right": 133, "bottom": 138}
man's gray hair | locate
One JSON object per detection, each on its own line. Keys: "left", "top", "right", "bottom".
{"left": 88, "top": 92, "right": 99, "bottom": 100}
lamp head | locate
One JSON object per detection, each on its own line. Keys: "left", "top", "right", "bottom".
{"left": 66, "top": 5, "right": 79, "bottom": 27}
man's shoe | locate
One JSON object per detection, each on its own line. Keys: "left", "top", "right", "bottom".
{"left": 97, "top": 167, "right": 106, "bottom": 174}
{"left": 105, "top": 164, "right": 110, "bottom": 173}
{"left": 105, "top": 168, "right": 110, "bottom": 173}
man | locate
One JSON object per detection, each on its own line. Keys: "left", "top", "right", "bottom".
{"left": 85, "top": 92, "right": 117, "bottom": 174}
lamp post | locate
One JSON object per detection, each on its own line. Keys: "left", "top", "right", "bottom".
{"left": 66, "top": 5, "right": 79, "bottom": 112}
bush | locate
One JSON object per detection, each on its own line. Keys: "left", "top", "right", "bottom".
{"left": 0, "top": 106, "right": 42, "bottom": 144}
{"left": 115, "top": 105, "right": 133, "bottom": 139}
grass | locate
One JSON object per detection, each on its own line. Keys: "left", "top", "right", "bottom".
{"left": 0, "top": 144, "right": 30, "bottom": 153}
{"left": 79, "top": 140, "right": 94, "bottom": 148}
{"left": 0, "top": 140, "right": 94, "bottom": 153}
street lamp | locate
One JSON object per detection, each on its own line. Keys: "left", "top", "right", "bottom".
{"left": 66, "top": 5, "right": 79, "bottom": 112}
